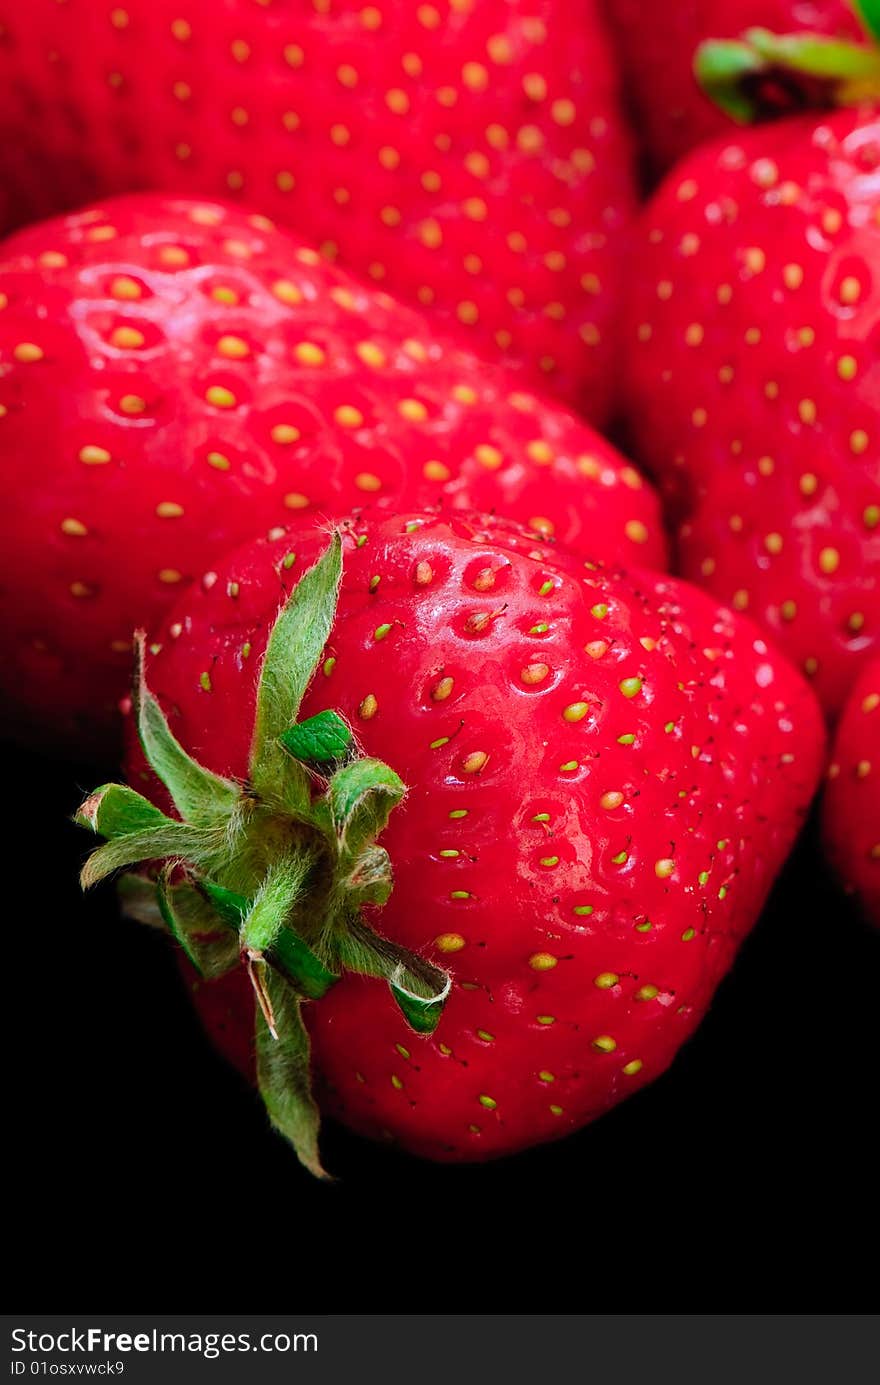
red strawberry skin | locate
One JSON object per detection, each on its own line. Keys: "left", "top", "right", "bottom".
{"left": 132, "top": 509, "right": 823, "bottom": 1162}
{"left": 602, "top": 0, "right": 863, "bottom": 176}
{"left": 0, "top": 194, "right": 664, "bottom": 752}
{"left": 824, "top": 656, "right": 880, "bottom": 924}
{"left": 0, "top": 0, "right": 635, "bottom": 417}
{"left": 620, "top": 111, "right": 880, "bottom": 719}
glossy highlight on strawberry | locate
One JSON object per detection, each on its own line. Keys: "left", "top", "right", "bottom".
{"left": 0, "top": 0, "right": 635, "bottom": 414}
{"left": 120, "top": 509, "right": 823, "bottom": 1164}
{"left": 621, "top": 110, "right": 880, "bottom": 718}
{"left": 0, "top": 194, "right": 664, "bottom": 752}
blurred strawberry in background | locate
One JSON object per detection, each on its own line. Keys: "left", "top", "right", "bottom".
{"left": 824, "top": 657, "right": 880, "bottom": 924}
{"left": 603, "top": 1, "right": 872, "bottom": 177}
{"left": 0, "top": 0, "right": 636, "bottom": 418}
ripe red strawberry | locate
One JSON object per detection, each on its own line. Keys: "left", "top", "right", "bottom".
{"left": 603, "top": 0, "right": 869, "bottom": 176}
{"left": 0, "top": 0, "right": 635, "bottom": 416}
{"left": 0, "top": 194, "right": 664, "bottom": 753}
{"left": 78, "top": 510, "right": 823, "bottom": 1169}
{"left": 620, "top": 109, "right": 880, "bottom": 719}
{"left": 824, "top": 656, "right": 880, "bottom": 924}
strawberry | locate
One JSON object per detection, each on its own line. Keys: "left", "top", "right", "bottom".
{"left": 603, "top": 0, "right": 872, "bottom": 176}
{"left": 824, "top": 656, "right": 880, "bottom": 923}
{"left": 77, "top": 510, "right": 823, "bottom": 1170}
{"left": 0, "top": 0, "right": 635, "bottom": 416}
{"left": 0, "top": 193, "right": 664, "bottom": 753}
{"left": 620, "top": 108, "right": 880, "bottom": 719}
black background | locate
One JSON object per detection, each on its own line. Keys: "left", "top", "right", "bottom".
{"left": 8, "top": 743, "right": 878, "bottom": 1312}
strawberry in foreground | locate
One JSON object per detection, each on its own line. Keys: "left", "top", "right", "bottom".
{"left": 0, "top": 194, "right": 663, "bottom": 753}
{"left": 78, "top": 511, "right": 823, "bottom": 1169}
{"left": 824, "top": 657, "right": 880, "bottom": 925}
{"left": 603, "top": 0, "right": 877, "bottom": 177}
{"left": 621, "top": 108, "right": 880, "bottom": 719}
{"left": 0, "top": 0, "right": 635, "bottom": 416}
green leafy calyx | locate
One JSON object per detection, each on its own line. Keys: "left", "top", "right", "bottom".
{"left": 695, "top": 25, "right": 880, "bottom": 122}
{"left": 854, "top": 0, "right": 880, "bottom": 46}
{"left": 77, "top": 535, "right": 449, "bottom": 1178}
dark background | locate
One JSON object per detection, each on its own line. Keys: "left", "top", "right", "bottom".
{"left": 8, "top": 743, "right": 878, "bottom": 1311}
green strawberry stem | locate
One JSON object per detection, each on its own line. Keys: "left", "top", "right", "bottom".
{"left": 695, "top": 25, "right": 880, "bottom": 122}
{"left": 76, "top": 534, "right": 451, "bottom": 1178}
